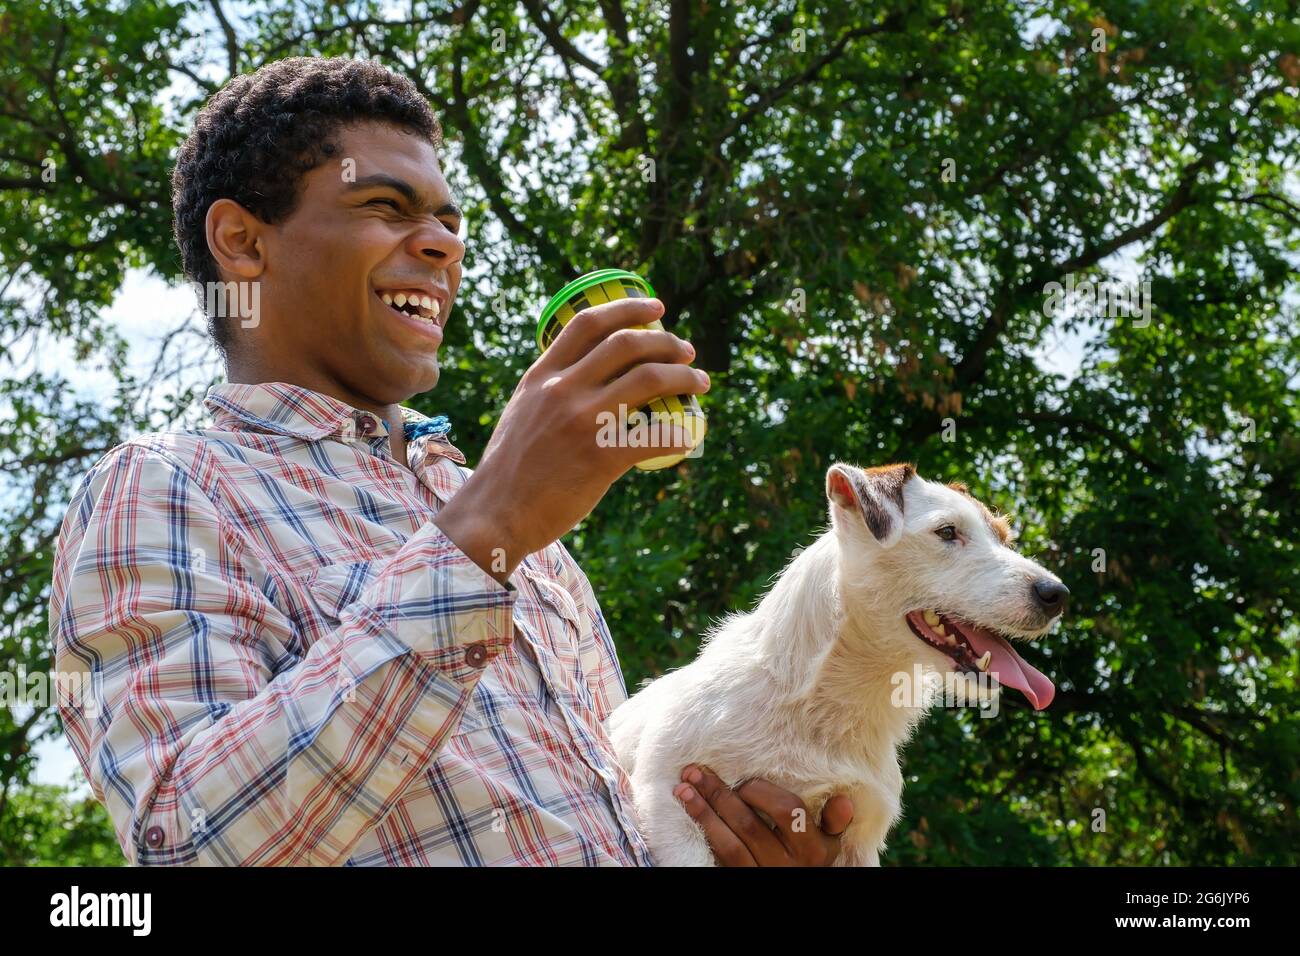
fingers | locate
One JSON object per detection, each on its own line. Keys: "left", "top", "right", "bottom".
{"left": 603, "top": 362, "right": 710, "bottom": 415}
{"left": 675, "top": 766, "right": 851, "bottom": 866}
{"left": 729, "top": 779, "right": 845, "bottom": 865}
{"left": 731, "top": 777, "right": 808, "bottom": 849}
{"left": 677, "top": 765, "right": 786, "bottom": 864}
{"left": 541, "top": 297, "right": 668, "bottom": 370}
{"left": 673, "top": 780, "right": 757, "bottom": 866}
{"left": 573, "top": 325, "right": 695, "bottom": 386}
{"left": 820, "top": 794, "right": 855, "bottom": 837}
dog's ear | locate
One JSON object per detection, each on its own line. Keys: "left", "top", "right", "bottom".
{"left": 826, "top": 463, "right": 915, "bottom": 546}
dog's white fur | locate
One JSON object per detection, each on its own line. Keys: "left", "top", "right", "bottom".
{"left": 607, "top": 462, "right": 1065, "bottom": 866}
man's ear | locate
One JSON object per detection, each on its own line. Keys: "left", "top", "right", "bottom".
{"left": 826, "top": 463, "right": 916, "bottom": 547}
{"left": 205, "top": 198, "right": 267, "bottom": 281}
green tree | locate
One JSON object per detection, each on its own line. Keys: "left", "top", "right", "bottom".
{"left": 2, "top": 0, "right": 1297, "bottom": 864}
{"left": 0, "top": 783, "right": 122, "bottom": 866}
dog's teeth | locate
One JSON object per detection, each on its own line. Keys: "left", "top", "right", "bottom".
{"left": 977, "top": 651, "right": 992, "bottom": 672}
{"left": 394, "top": 293, "right": 407, "bottom": 307}
{"left": 923, "top": 610, "right": 941, "bottom": 627}
{"left": 934, "top": 623, "right": 946, "bottom": 635}
{"left": 382, "top": 293, "right": 393, "bottom": 306}
{"left": 945, "top": 633, "right": 958, "bottom": 646}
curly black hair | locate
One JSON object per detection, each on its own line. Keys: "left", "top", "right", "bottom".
{"left": 171, "top": 57, "right": 443, "bottom": 353}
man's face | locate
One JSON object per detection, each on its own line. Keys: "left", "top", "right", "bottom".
{"left": 250, "top": 121, "right": 464, "bottom": 406}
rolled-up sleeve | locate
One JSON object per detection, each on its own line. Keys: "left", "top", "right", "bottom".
{"left": 49, "top": 444, "right": 516, "bottom": 866}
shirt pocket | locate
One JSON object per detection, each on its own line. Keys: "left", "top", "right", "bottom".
{"left": 452, "top": 677, "right": 508, "bottom": 736}
{"left": 289, "top": 560, "right": 382, "bottom": 657}
{"left": 304, "top": 560, "right": 504, "bottom": 736}
{"left": 303, "top": 560, "right": 381, "bottom": 622}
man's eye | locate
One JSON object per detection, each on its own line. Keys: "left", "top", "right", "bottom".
{"left": 935, "top": 525, "right": 958, "bottom": 542}
{"left": 367, "top": 198, "right": 400, "bottom": 209}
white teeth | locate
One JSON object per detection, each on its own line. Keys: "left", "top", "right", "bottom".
{"left": 977, "top": 651, "right": 992, "bottom": 672}
{"left": 923, "top": 609, "right": 940, "bottom": 627}
{"left": 430, "top": 298, "right": 440, "bottom": 317}
{"left": 421, "top": 295, "right": 434, "bottom": 310}
{"left": 394, "top": 293, "right": 407, "bottom": 307}
{"left": 382, "top": 293, "right": 393, "bottom": 305}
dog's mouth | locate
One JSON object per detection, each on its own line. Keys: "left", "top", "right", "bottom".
{"left": 905, "top": 610, "right": 1055, "bottom": 711}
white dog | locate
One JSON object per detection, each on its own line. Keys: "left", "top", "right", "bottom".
{"left": 607, "top": 462, "right": 1067, "bottom": 866}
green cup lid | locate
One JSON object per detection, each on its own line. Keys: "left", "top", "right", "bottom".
{"left": 536, "top": 269, "right": 656, "bottom": 349}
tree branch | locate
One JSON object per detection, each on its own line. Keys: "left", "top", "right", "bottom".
{"left": 636, "top": 0, "right": 698, "bottom": 261}
{"left": 719, "top": 11, "right": 914, "bottom": 149}
{"left": 1221, "top": 190, "right": 1300, "bottom": 229}
{"left": 166, "top": 59, "right": 218, "bottom": 95}
{"left": 942, "top": 151, "right": 1211, "bottom": 413}
{"left": 520, "top": 0, "right": 604, "bottom": 74}
{"left": 437, "top": 46, "right": 577, "bottom": 279}
{"left": 1020, "top": 410, "right": 1163, "bottom": 471}
{"left": 256, "top": 10, "right": 463, "bottom": 63}
{"left": 597, "top": 0, "right": 647, "bottom": 152}
{"left": 207, "top": 0, "right": 240, "bottom": 78}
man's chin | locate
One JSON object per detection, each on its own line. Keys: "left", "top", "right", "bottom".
{"left": 405, "top": 367, "right": 441, "bottom": 398}
{"left": 386, "top": 366, "right": 441, "bottom": 403}
{"left": 346, "top": 354, "right": 440, "bottom": 406}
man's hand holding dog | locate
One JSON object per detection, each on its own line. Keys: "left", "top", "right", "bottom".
{"left": 675, "top": 765, "right": 854, "bottom": 866}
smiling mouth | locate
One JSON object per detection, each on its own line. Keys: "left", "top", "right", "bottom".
{"left": 907, "top": 609, "right": 985, "bottom": 672}
{"left": 904, "top": 609, "right": 1056, "bottom": 711}
{"left": 377, "top": 290, "right": 442, "bottom": 325}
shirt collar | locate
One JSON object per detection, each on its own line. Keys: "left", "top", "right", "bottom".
{"left": 203, "top": 381, "right": 466, "bottom": 465}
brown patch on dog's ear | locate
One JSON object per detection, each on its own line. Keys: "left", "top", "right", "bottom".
{"left": 826, "top": 463, "right": 916, "bottom": 544}
{"left": 866, "top": 464, "right": 915, "bottom": 510}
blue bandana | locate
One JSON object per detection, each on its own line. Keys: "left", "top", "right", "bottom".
{"left": 402, "top": 415, "right": 453, "bottom": 443}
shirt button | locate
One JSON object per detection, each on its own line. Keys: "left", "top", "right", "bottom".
{"left": 358, "top": 416, "right": 376, "bottom": 435}
{"left": 144, "top": 826, "right": 165, "bottom": 849}
{"left": 464, "top": 642, "right": 489, "bottom": 668}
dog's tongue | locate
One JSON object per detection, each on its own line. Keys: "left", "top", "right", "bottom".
{"left": 962, "top": 625, "right": 1055, "bottom": 711}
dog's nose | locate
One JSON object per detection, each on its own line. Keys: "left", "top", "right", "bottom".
{"left": 1032, "top": 579, "right": 1069, "bottom": 616}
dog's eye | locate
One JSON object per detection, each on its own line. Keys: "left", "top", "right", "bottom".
{"left": 935, "top": 525, "right": 958, "bottom": 542}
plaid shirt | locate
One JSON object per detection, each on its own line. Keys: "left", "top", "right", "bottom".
{"left": 49, "top": 381, "right": 654, "bottom": 866}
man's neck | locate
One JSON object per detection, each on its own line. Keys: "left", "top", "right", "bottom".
{"left": 225, "top": 361, "right": 411, "bottom": 468}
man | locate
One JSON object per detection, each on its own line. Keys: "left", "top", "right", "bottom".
{"left": 49, "top": 56, "right": 853, "bottom": 865}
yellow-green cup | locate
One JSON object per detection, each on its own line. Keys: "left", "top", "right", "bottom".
{"left": 537, "top": 269, "right": 707, "bottom": 470}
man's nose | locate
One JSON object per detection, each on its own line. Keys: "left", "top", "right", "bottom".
{"left": 1031, "top": 579, "right": 1069, "bottom": 617}
{"left": 408, "top": 222, "right": 464, "bottom": 268}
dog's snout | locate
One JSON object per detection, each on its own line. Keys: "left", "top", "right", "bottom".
{"left": 1031, "top": 579, "right": 1069, "bottom": 616}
